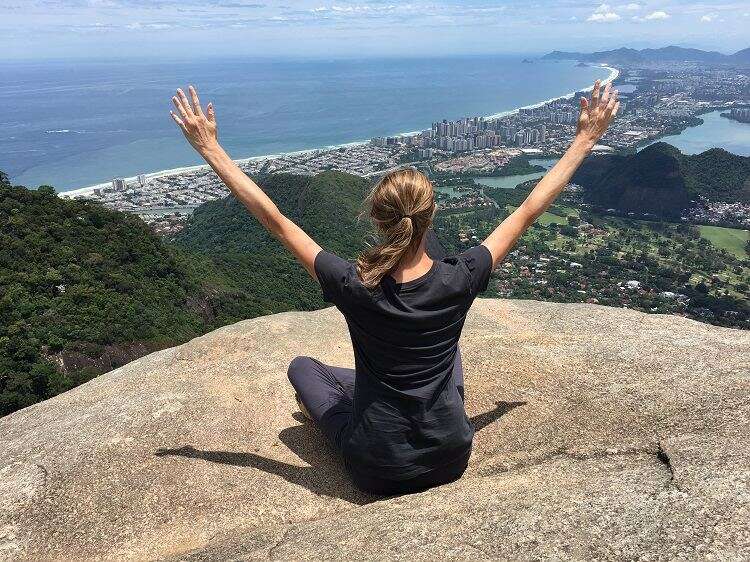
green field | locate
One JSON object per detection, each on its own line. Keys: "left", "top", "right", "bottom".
{"left": 698, "top": 225, "right": 750, "bottom": 258}
{"left": 506, "top": 205, "right": 571, "bottom": 226}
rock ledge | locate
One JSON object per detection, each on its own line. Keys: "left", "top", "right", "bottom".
{"left": 1, "top": 299, "right": 749, "bottom": 560}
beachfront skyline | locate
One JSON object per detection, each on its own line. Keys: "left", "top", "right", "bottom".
{"left": 2, "top": 1, "right": 749, "bottom": 60}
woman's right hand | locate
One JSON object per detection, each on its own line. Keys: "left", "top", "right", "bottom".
{"left": 575, "top": 80, "right": 619, "bottom": 149}
{"left": 170, "top": 85, "right": 220, "bottom": 156}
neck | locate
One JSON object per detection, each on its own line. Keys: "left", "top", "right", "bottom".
{"left": 390, "top": 235, "right": 433, "bottom": 283}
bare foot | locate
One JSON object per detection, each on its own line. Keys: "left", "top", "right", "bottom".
{"left": 295, "top": 393, "right": 312, "bottom": 421}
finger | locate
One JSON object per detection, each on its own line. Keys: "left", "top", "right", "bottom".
{"left": 591, "top": 80, "right": 601, "bottom": 108}
{"left": 207, "top": 102, "right": 215, "bottom": 123}
{"left": 170, "top": 111, "right": 186, "bottom": 131}
{"left": 605, "top": 90, "right": 617, "bottom": 111}
{"left": 601, "top": 82, "right": 612, "bottom": 106}
{"left": 177, "top": 88, "right": 194, "bottom": 116}
{"left": 188, "top": 85, "right": 203, "bottom": 116}
{"left": 580, "top": 97, "right": 589, "bottom": 111}
{"left": 611, "top": 101, "right": 621, "bottom": 118}
{"left": 172, "top": 95, "right": 189, "bottom": 120}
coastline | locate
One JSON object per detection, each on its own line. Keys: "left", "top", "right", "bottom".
{"left": 60, "top": 64, "right": 619, "bottom": 199}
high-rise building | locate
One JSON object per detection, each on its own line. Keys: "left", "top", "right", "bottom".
{"left": 112, "top": 178, "right": 126, "bottom": 190}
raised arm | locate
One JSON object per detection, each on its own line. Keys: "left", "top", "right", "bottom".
{"left": 482, "top": 80, "right": 619, "bottom": 267}
{"left": 170, "top": 86, "right": 322, "bottom": 279}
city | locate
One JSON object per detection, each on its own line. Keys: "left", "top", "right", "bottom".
{"left": 61, "top": 61, "right": 750, "bottom": 235}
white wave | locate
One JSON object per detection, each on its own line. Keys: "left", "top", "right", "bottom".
{"left": 45, "top": 129, "right": 87, "bottom": 134}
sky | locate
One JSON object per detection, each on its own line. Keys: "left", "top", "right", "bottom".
{"left": 2, "top": 0, "right": 749, "bottom": 60}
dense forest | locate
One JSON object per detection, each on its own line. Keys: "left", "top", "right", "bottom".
{"left": 576, "top": 143, "right": 750, "bottom": 218}
{"left": 0, "top": 172, "right": 213, "bottom": 415}
{"left": 175, "top": 171, "right": 372, "bottom": 316}
{"left": 0, "top": 170, "right": 371, "bottom": 416}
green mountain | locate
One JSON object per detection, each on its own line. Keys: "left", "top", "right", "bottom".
{"left": 541, "top": 46, "right": 748, "bottom": 65}
{"left": 174, "top": 171, "right": 372, "bottom": 316}
{"left": 575, "top": 143, "right": 750, "bottom": 219}
{"left": 0, "top": 170, "right": 371, "bottom": 417}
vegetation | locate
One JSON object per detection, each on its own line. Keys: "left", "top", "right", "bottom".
{"left": 439, "top": 182, "right": 750, "bottom": 329}
{"left": 432, "top": 155, "right": 545, "bottom": 180}
{"left": 0, "top": 173, "right": 219, "bottom": 415}
{"left": 576, "top": 143, "right": 750, "bottom": 219}
{"left": 697, "top": 225, "right": 750, "bottom": 258}
{"left": 175, "top": 171, "right": 372, "bottom": 317}
{"left": 2, "top": 161, "right": 747, "bottom": 417}
{"left": 0, "top": 170, "right": 371, "bottom": 417}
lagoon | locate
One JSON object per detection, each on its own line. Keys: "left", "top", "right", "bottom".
{"left": 643, "top": 110, "right": 750, "bottom": 156}
{"left": 473, "top": 159, "right": 558, "bottom": 190}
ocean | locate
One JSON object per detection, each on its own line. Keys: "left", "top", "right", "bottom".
{"left": 1, "top": 56, "right": 611, "bottom": 191}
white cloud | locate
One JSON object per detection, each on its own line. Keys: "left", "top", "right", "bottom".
{"left": 644, "top": 10, "right": 669, "bottom": 20}
{"left": 622, "top": 3, "right": 640, "bottom": 10}
{"left": 700, "top": 14, "right": 716, "bottom": 22}
{"left": 587, "top": 11, "right": 621, "bottom": 22}
{"left": 594, "top": 3, "right": 612, "bottom": 13}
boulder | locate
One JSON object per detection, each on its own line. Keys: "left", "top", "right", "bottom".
{"left": 1, "top": 299, "right": 748, "bottom": 560}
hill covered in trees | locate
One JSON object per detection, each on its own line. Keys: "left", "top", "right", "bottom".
{"left": 0, "top": 170, "right": 371, "bottom": 416}
{"left": 0, "top": 172, "right": 223, "bottom": 415}
{"left": 174, "top": 171, "right": 372, "bottom": 316}
{"left": 3, "top": 163, "right": 746, "bottom": 417}
{"left": 575, "top": 143, "right": 750, "bottom": 220}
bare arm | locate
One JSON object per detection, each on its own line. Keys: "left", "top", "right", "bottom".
{"left": 482, "top": 80, "right": 620, "bottom": 267}
{"left": 170, "top": 86, "right": 321, "bottom": 279}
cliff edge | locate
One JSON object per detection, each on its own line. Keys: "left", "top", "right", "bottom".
{"left": 1, "top": 299, "right": 748, "bottom": 561}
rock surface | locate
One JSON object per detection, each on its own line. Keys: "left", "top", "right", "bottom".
{"left": 1, "top": 299, "right": 749, "bottom": 561}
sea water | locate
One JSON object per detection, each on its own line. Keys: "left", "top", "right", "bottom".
{"left": 0, "top": 56, "right": 611, "bottom": 191}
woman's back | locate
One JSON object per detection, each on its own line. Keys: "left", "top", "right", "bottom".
{"left": 314, "top": 243, "right": 493, "bottom": 482}
{"left": 171, "top": 80, "right": 619, "bottom": 494}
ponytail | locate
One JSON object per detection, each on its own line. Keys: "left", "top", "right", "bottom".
{"left": 356, "top": 169, "right": 435, "bottom": 289}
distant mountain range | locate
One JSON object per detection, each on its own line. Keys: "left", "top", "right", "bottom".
{"left": 542, "top": 46, "right": 750, "bottom": 65}
{"left": 574, "top": 142, "right": 750, "bottom": 219}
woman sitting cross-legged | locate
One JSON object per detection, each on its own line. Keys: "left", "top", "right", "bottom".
{"left": 170, "top": 80, "right": 619, "bottom": 495}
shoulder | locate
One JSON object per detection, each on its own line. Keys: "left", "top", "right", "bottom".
{"left": 314, "top": 250, "right": 359, "bottom": 303}
{"left": 441, "top": 245, "right": 493, "bottom": 296}
{"left": 314, "top": 250, "right": 353, "bottom": 276}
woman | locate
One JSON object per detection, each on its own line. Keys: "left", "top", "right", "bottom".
{"left": 170, "top": 80, "right": 619, "bottom": 495}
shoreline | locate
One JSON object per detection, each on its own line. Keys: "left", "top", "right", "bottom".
{"left": 60, "top": 64, "right": 619, "bottom": 199}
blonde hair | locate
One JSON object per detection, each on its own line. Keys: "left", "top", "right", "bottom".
{"left": 356, "top": 168, "right": 435, "bottom": 289}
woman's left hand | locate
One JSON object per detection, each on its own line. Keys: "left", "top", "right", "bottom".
{"left": 170, "top": 85, "right": 219, "bottom": 155}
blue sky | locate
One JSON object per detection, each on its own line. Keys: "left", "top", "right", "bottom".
{"left": 2, "top": 0, "right": 749, "bottom": 60}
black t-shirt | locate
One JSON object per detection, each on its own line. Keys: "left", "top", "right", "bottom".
{"left": 314, "top": 243, "right": 493, "bottom": 481}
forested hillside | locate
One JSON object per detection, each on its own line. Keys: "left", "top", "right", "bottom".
{"left": 576, "top": 143, "right": 750, "bottom": 219}
{"left": 0, "top": 170, "right": 372, "bottom": 416}
{"left": 0, "top": 172, "right": 217, "bottom": 414}
{"left": 175, "top": 171, "right": 372, "bottom": 316}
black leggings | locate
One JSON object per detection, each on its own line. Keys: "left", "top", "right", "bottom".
{"left": 286, "top": 350, "right": 469, "bottom": 495}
